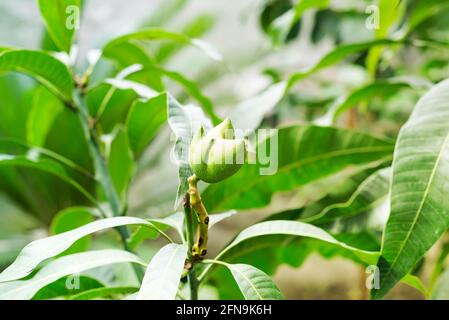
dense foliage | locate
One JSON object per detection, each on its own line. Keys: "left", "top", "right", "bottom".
{"left": 1, "top": 0, "right": 449, "bottom": 300}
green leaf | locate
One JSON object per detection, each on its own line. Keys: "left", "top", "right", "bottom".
{"left": 50, "top": 207, "right": 94, "bottom": 255}
{"left": 126, "top": 93, "right": 168, "bottom": 156}
{"left": 201, "top": 220, "right": 380, "bottom": 282}
{"left": 0, "top": 250, "right": 144, "bottom": 300}
{"left": 140, "top": 0, "right": 188, "bottom": 28}
{"left": 156, "top": 14, "right": 216, "bottom": 62}
{"left": 366, "top": 0, "right": 404, "bottom": 76}
{"left": 269, "top": 0, "right": 329, "bottom": 46}
{"left": 107, "top": 126, "right": 134, "bottom": 205}
{"left": 103, "top": 28, "right": 222, "bottom": 62}
{"left": 156, "top": 67, "right": 219, "bottom": 124}
{"left": 317, "top": 78, "right": 431, "bottom": 125}
{"left": 305, "top": 167, "right": 391, "bottom": 224}
{"left": 0, "top": 216, "right": 158, "bottom": 283}
{"left": 37, "top": 0, "right": 80, "bottom": 53}
{"left": 203, "top": 125, "right": 394, "bottom": 211}
{"left": 69, "top": 286, "right": 138, "bottom": 300}
{"left": 229, "top": 82, "right": 286, "bottom": 134}
{"left": 373, "top": 79, "right": 449, "bottom": 299}
{"left": 400, "top": 274, "right": 428, "bottom": 298}
{"left": 221, "top": 220, "right": 378, "bottom": 264}
{"left": 27, "top": 86, "right": 64, "bottom": 147}
{"left": 136, "top": 243, "right": 187, "bottom": 300}
{"left": 0, "top": 151, "right": 96, "bottom": 206}
{"left": 0, "top": 49, "right": 74, "bottom": 102}
{"left": 287, "top": 39, "right": 402, "bottom": 90}
{"left": 167, "top": 96, "right": 212, "bottom": 208}
{"left": 33, "top": 275, "right": 104, "bottom": 300}
{"left": 211, "top": 261, "right": 283, "bottom": 300}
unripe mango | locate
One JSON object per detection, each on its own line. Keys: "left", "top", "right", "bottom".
{"left": 189, "top": 118, "right": 246, "bottom": 183}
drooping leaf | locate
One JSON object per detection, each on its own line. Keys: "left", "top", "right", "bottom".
{"left": 126, "top": 93, "right": 168, "bottom": 156}
{"left": 305, "top": 168, "right": 391, "bottom": 224}
{"left": 201, "top": 220, "right": 380, "bottom": 282}
{"left": 103, "top": 28, "right": 222, "bottom": 62}
{"left": 0, "top": 216, "right": 158, "bottom": 283}
{"left": 202, "top": 125, "right": 394, "bottom": 211}
{"left": 156, "top": 14, "right": 216, "bottom": 62}
{"left": 373, "top": 79, "right": 449, "bottom": 299}
{"left": 287, "top": 39, "right": 402, "bottom": 90}
{"left": 37, "top": 0, "right": 81, "bottom": 53}
{"left": 229, "top": 82, "right": 286, "bottom": 135}
{"left": 317, "top": 78, "right": 431, "bottom": 125}
{"left": 221, "top": 220, "right": 379, "bottom": 264}
{"left": 167, "top": 96, "right": 212, "bottom": 208}
{"left": 213, "top": 262, "right": 283, "bottom": 300}
{"left": 0, "top": 250, "right": 144, "bottom": 300}
{"left": 0, "top": 49, "right": 74, "bottom": 102}
{"left": 136, "top": 243, "right": 187, "bottom": 300}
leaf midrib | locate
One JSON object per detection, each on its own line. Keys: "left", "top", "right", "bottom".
{"left": 382, "top": 129, "right": 449, "bottom": 285}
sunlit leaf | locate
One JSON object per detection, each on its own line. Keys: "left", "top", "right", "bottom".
{"left": 0, "top": 250, "right": 144, "bottom": 300}
{"left": 37, "top": 0, "right": 81, "bottom": 53}
{"left": 0, "top": 49, "right": 74, "bottom": 102}
{"left": 137, "top": 243, "right": 187, "bottom": 300}
{"left": 0, "top": 216, "right": 159, "bottom": 283}
{"left": 373, "top": 79, "right": 449, "bottom": 299}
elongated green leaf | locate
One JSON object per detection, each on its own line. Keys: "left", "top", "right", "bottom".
{"left": 69, "top": 286, "right": 138, "bottom": 300}
{"left": 201, "top": 220, "right": 379, "bottom": 282}
{"left": 221, "top": 220, "right": 378, "bottom": 264}
{"left": 306, "top": 168, "right": 391, "bottom": 224}
{"left": 269, "top": 0, "right": 329, "bottom": 46}
{"left": 214, "top": 262, "right": 283, "bottom": 300}
{"left": 317, "top": 78, "right": 431, "bottom": 125}
{"left": 373, "top": 79, "right": 449, "bottom": 299}
{"left": 137, "top": 244, "right": 187, "bottom": 300}
{"left": 0, "top": 152, "right": 96, "bottom": 206}
{"left": 27, "top": 86, "right": 64, "bottom": 147}
{"left": 38, "top": 0, "right": 80, "bottom": 53}
{"left": 103, "top": 28, "right": 222, "bottom": 62}
{"left": 126, "top": 93, "right": 168, "bottom": 156}
{"left": 287, "top": 39, "right": 402, "bottom": 90}
{"left": 229, "top": 82, "right": 286, "bottom": 135}
{"left": 0, "top": 49, "right": 74, "bottom": 102}
{"left": 107, "top": 126, "right": 134, "bottom": 205}
{"left": 203, "top": 125, "right": 394, "bottom": 211}
{"left": 156, "top": 14, "right": 216, "bottom": 62}
{"left": 0, "top": 250, "right": 144, "bottom": 300}
{"left": 157, "top": 67, "right": 219, "bottom": 124}
{"left": 0, "top": 216, "right": 157, "bottom": 282}
{"left": 366, "top": 0, "right": 404, "bottom": 76}
{"left": 167, "top": 96, "right": 212, "bottom": 208}
{"left": 404, "top": 0, "right": 449, "bottom": 34}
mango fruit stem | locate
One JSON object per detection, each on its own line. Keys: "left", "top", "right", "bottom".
{"left": 188, "top": 175, "right": 209, "bottom": 258}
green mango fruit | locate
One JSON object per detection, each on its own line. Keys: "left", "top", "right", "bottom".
{"left": 189, "top": 118, "right": 247, "bottom": 183}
